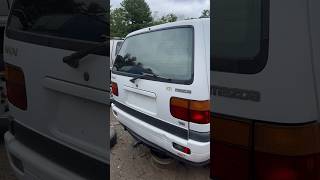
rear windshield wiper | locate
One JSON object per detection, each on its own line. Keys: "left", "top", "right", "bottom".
{"left": 130, "top": 72, "right": 172, "bottom": 83}
{"left": 63, "top": 41, "right": 106, "bottom": 68}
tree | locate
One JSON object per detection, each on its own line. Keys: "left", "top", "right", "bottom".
{"left": 110, "top": 0, "right": 153, "bottom": 37}
{"left": 110, "top": 8, "right": 127, "bottom": 37}
{"left": 153, "top": 13, "right": 178, "bottom": 25}
{"left": 200, "top": 9, "right": 210, "bottom": 18}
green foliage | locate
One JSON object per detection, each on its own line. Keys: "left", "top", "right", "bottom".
{"left": 110, "top": 0, "right": 153, "bottom": 37}
{"left": 153, "top": 13, "right": 178, "bottom": 25}
{"left": 110, "top": 0, "right": 208, "bottom": 38}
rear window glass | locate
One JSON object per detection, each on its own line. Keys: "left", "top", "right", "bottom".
{"left": 212, "top": 0, "right": 269, "bottom": 74}
{"left": 7, "top": 0, "right": 107, "bottom": 43}
{"left": 113, "top": 27, "right": 194, "bottom": 84}
{"left": 0, "top": 1, "right": 9, "bottom": 16}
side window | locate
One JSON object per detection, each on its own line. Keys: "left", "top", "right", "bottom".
{"left": 6, "top": 0, "right": 108, "bottom": 47}
{"left": 212, "top": 0, "right": 269, "bottom": 74}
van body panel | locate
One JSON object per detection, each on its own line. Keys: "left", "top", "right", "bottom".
{"left": 4, "top": 37, "right": 108, "bottom": 163}
{"left": 112, "top": 104, "right": 210, "bottom": 163}
{"left": 308, "top": 0, "right": 320, "bottom": 123}
{"left": 212, "top": 0, "right": 318, "bottom": 124}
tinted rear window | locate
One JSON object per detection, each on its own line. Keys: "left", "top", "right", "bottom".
{"left": 7, "top": 0, "right": 107, "bottom": 43}
{"left": 212, "top": 0, "right": 269, "bottom": 74}
{"left": 113, "top": 27, "right": 194, "bottom": 84}
{"left": 0, "top": 1, "right": 9, "bottom": 16}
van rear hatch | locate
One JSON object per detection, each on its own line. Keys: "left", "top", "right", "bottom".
{"left": 4, "top": 0, "right": 109, "bottom": 170}
{"left": 112, "top": 20, "right": 210, "bottom": 142}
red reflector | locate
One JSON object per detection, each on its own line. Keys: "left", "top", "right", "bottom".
{"left": 5, "top": 64, "right": 27, "bottom": 110}
{"left": 111, "top": 82, "right": 118, "bottom": 96}
{"left": 172, "top": 142, "right": 191, "bottom": 154}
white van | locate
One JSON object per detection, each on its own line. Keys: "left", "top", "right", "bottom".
{"left": 211, "top": 0, "right": 320, "bottom": 179}
{"left": 3, "top": 0, "right": 109, "bottom": 179}
{"left": 111, "top": 18, "right": 210, "bottom": 165}
{"left": 109, "top": 38, "right": 123, "bottom": 69}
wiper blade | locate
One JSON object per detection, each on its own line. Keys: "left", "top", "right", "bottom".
{"left": 130, "top": 72, "right": 172, "bottom": 83}
{"left": 63, "top": 41, "right": 106, "bottom": 68}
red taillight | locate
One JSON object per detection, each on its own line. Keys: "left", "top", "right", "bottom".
{"left": 170, "top": 97, "right": 210, "bottom": 124}
{"left": 256, "top": 153, "right": 317, "bottom": 180}
{"left": 111, "top": 82, "right": 118, "bottom": 96}
{"left": 254, "top": 122, "right": 320, "bottom": 180}
{"left": 211, "top": 117, "right": 320, "bottom": 180}
{"left": 211, "top": 117, "right": 251, "bottom": 180}
{"left": 5, "top": 64, "right": 27, "bottom": 110}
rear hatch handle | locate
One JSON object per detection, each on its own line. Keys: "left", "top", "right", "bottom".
{"left": 63, "top": 41, "right": 106, "bottom": 68}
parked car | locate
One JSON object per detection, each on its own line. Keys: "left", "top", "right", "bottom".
{"left": 110, "top": 38, "right": 123, "bottom": 70}
{"left": 211, "top": 0, "right": 320, "bottom": 179}
{"left": 111, "top": 18, "right": 210, "bottom": 165}
{"left": 3, "top": 0, "right": 109, "bottom": 179}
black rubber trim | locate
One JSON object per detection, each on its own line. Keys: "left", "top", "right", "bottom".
{"left": 5, "top": 29, "right": 108, "bottom": 56}
{"left": 113, "top": 100, "right": 188, "bottom": 140}
{"left": 212, "top": 112, "right": 317, "bottom": 126}
{"left": 123, "top": 123, "right": 209, "bottom": 166}
{"left": 189, "top": 130, "right": 210, "bottom": 142}
{"left": 10, "top": 120, "right": 109, "bottom": 180}
{"left": 113, "top": 100, "right": 209, "bottom": 142}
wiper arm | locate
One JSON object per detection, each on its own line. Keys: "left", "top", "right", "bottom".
{"left": 130, "top": 72, "right": 172, "bottom": 83}
{"left": 63, "top": 41, "right": 106, "bottom": 68}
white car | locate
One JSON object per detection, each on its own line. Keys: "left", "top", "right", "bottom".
{"left": 211, "top": 0, "right": 320, "bottom": 179}
{"left": 111, "top": 18, "right": 210, "bottom": 165}
{"left": 3, "top": 0, "right": 109, "bottom": 179}
{"left": 110, "top": 38, "right": 123, "bottom": 70}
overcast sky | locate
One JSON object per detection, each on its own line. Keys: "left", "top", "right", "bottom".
{"left": 110, "top": 0, "right": 210, "bottom": 20}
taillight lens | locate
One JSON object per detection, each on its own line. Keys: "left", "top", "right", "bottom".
{"left": 111, "top": 82, "right": 118, "bottom": 96}
{"left": 254, "top": 122, "right": 320, "bottom": 180}
{"left": 211, "top": 117, "right": 252, "bottom": 180}
{"left": 211, "top": 116, "right": 320, "bottom": 180}
{"left": 5, "top": 64, "right": 27, "bottom": 110}
{"left": 170, "top": 97, "right": 210, "bottom": 124}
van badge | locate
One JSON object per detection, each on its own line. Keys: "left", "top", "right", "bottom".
{"left": 211, "top": 85, "right": 261, "bottom": 102}
{"left": 175, "top": 88, "right": 191, "bottom": 94}
{"left": 166, "top": 87, "right": 172, "bottom": 91}
{"left": 4, "top": 46, "right": 18, "bottom": 57}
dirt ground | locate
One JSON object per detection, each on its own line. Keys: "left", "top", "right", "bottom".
{"left": 0, "top": 126, "right": 17, "bottom": 180}
{"left": 110, "top": 112, "right": 210, "bottom": 180}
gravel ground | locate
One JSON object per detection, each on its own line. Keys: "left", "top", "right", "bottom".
{"left": 0, "top": 126, "right": 17, "bottom": 180}
{"left": 110, "top": 112, "right": 210, "bottom": 180}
